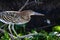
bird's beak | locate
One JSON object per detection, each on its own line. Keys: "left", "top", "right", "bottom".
{"left": 32, "top": 12, "right": 44, "bottom": 16}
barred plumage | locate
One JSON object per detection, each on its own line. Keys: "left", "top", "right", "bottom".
{"left": 0, "top": 11, "right": 30, "bottom": 24}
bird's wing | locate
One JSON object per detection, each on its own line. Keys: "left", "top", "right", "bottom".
{"left": 0, "top": 11, "right": 20, "bottom": 18}
{"left": 0, "top": 11, "right": 20, "bottom": 23}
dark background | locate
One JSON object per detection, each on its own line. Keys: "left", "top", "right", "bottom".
{"left": 0, "top": 0, "right": 60, "bottom": 32}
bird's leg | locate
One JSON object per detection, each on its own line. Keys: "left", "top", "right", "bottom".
{"left": 8, "top": 23, "right": 13, "bottom": 35}
{"left": 11, "top": 24, "right": 21, "bottom": 40}
{"left": 11, "top": 23, "right": 18, "bottom": 37}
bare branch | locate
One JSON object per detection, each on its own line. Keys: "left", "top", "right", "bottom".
{"left": 0, "top": 28, "right": 15, "bottom": 40}
{"left": 0, "top": 24, "right": 6, "bottom": 28}
{"left": 18, "top": 0, "right": 29, "bottom": 12}
{"left": 16, "top": 33, "right": 38, "bottom": 39}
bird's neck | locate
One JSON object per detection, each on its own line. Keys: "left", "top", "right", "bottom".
{"left": 20, "top": 16, "right": 31, "bottom": 23}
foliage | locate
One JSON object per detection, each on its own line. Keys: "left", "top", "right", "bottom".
{"left": 1, "top": 31, "right": 11, "bottom": 40}
{"left": 0, "top": 29, "right": 60, "bottom": 40}
{"left": 0, "top": 22, "right": 60, "bottom": 40}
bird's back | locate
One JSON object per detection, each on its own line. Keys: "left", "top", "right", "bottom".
{"left": 0, "top": 11, "right": 21, "bottom": 24}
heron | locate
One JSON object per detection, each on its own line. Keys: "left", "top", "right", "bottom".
{"left": 0, "top": 0, "right": 45, "bottom": 38}
{"left": 0, "top": 10, "right": 44, "bottom": 36}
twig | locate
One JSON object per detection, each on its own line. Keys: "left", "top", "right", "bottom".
{"left": 0, "top": 24, "right": 6, "bottom": 28}
{"left": 27, "top": 1, "right": 43, "bottom": 5}
{"left": 16, "top": 33, "right": 38, "bottom": 39}
{"left": 18, "top": 0, "right": 29, "bottom": 12}
{"left": 0, "top": 28, "right": 15, "bottom": 40}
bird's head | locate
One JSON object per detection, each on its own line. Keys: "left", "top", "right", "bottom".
{"left": 19, "top": 10, "right": 45, "bottom": 21}
{"left": 20, "top": 10, "right": 45, "bottom": 17}
{"left": 27, "top": 10, "right": 45, "bottom": 16}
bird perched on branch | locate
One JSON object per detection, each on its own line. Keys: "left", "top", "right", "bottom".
{"left": 0, "top": 10, "right": 44, "bottom": 37}
{"left": 0, "top": 0, "right": 45, "bottom": 38}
